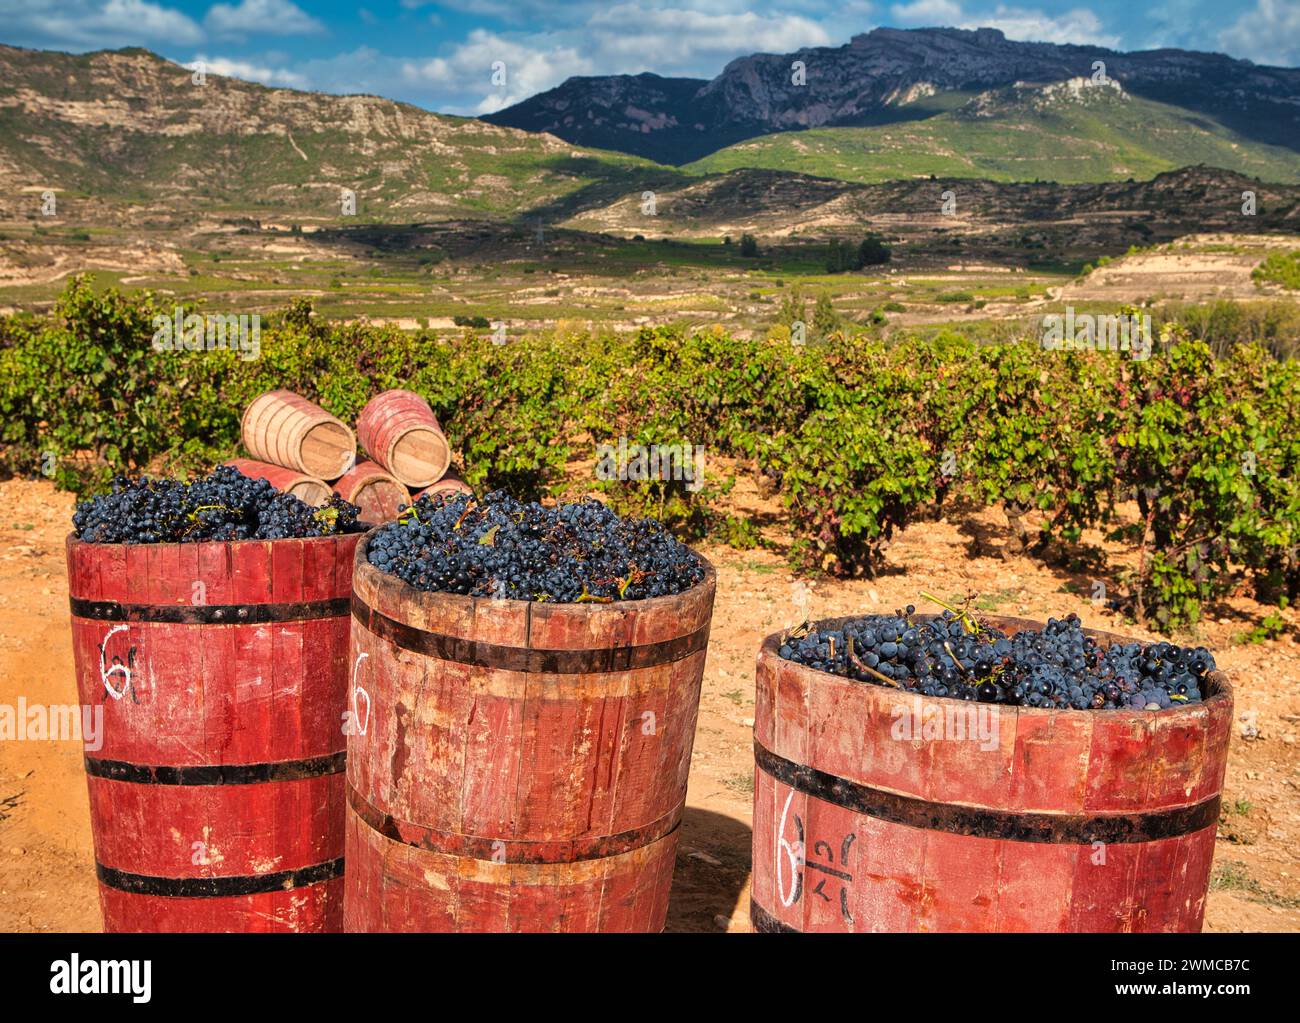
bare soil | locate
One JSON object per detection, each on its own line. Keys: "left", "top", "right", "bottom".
{"left": 1058, "top": 233, "right": 1297, "bottom": 305}
{"left": 0, "top": 478, "right": 1295, "bottom": 932}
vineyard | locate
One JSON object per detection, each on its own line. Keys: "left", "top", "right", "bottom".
{"left": 1, "top": 277, "right": 1297, "bottom": 635}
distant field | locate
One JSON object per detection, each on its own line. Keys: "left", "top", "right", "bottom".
{"left": 3, "top": 219, "right": 1294, "bottom": 349}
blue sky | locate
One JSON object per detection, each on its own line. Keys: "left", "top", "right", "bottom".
{"left": 1, "top": 0, "right": 1296, "bottom": 115}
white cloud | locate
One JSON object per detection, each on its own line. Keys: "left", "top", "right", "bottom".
{"left": 1218, "top": 0, "right": 1300, "bottom": 66}
{"left": 205, "top": 0, "right": 326, "bottom": 39}
{"left": 189, "top": 53, "right": 309, "bottom": 88}
{"left": 975, "top": 6, "right": 1119, "bottom": 47}
{"left": 891, "top": 2, "right": 1121, "bottom": 48}
{"left": 0, "top": 0, "right": 203, "bottom": 48}
{"left": 891, "top": 0, "right": 963, "bottom": 23}
{"left": 1143, "top": 0, "right": 1205, "bottom": 51}
{"left": 586, "top": 5, "right": 832, "bottom": 62}
{"left": 402, "top": 30, "right": 595, "bottom": 114}
{"left": 393, "top": 6, "right": 832, "bottom": 114}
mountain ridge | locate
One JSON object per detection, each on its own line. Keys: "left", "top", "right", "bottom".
{"left": 484, "top": 26, "right": 1300, "bottom": 165}
{"left": 0, "top": 43, "right": 659, "bottom": 222}
{"left": 0, "top": 38, "right": 1296, "bottom": 234}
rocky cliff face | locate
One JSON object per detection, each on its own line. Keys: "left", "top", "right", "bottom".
{"left": 485, "top": 26, "right": 1300, "bottom": 164}
{"left": 476, "top": 72, "right": 722, "bottom": 165}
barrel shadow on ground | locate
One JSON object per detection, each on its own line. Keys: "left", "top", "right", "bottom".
{"left": 665, "top": 807, "right": 752, "bottom": 933}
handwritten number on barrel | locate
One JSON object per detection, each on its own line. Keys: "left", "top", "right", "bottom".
{"left": 777, "top": 790, "right": 806, "bottom": 908}
{"left": 99, "top": 624, "right": 138, "bottom": 703}
{"left": 347, "top": 652, "right": 371, "bottom": 736}
{"left": 807, "top": 834, "right": 856, "bottom": 925}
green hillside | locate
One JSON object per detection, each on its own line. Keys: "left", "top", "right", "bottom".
{"left": 0, "top": 45, "right": 671, "bottom": 223}
{"left": 686, "top": 85, "right": 1300, "bottom": 185}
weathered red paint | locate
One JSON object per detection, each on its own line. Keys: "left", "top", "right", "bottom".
{"left": 751, "top": 614, "right": 1233, "bottom": 933}
{"left": 333, "top": 460, "right": 407, "bottom": 523}
{"left": 344, "top": 531, "right": 715, "bottom": 932}
{"left": 66, "top": 532, "right": 361, "bottom": 932}
{"left": 355, "top": 389, "right": 450, "bottom": 488}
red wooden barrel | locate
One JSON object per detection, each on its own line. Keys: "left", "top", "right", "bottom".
{"left": 412, "top": 468, "right": 472, "bottom": 502}
{"left": 356, "top": 389, "right": 451, "bottom": 488}
{"left": 751, "top": 615, "right": 1233, "bottom": 933}
{"left": 224, "top": 458, "right": 331, "bottom": 506}
{"left": 65, "top": 532, "right": 363, "bottom": 932}
{"left": 241, "top": 390, "right": 356, "bottom": 481}
{"left": 345, "top": 531, "right": 716, "bottom": 932}
{"left": 333, "top": 461, "right": 407, "bottom": 524}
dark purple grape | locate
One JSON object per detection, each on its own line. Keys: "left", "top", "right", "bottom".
{"left": 74, "top": 466, "right": 362, "bottom": 543}
{"left": 366, "top": 490, "right": 703, "bottom": 602}
{"left": 779, "top": 608, "right": 1213, "bottom": 711}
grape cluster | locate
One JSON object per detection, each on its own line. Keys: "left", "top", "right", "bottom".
{"left": 367, "top": 490, "right": 704, "bottom": 601}
{"left": 73, "top": 466, "right": 363, "bottom": 543}
{"left": 779, "top": 608, "right": 1215, "bottom": 710}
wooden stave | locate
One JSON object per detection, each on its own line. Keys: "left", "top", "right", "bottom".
{"left": 413, "top": 469, "right": 472, "bottom": 501}
{"left": 224, "top": 458, "right": 331, "bottom": 506}
{"left": 333, "top": 461, "right": 407, "bottom": 523}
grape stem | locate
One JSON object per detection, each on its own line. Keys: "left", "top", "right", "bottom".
{"left": 183, "top": 503, "right": 234, "bottom": 537}
{"left": 452, "top": 500, "right": 477, "bottom": 531}
{"left": 920, "top": 590, "right": 983, "bottom": 637}
{"left": 847, "top": 637, "right": 901, "bottom": 688}
{"left": 617, "top": 565, "right": 648, "bottom": 599}
{"left": 188, "top": 503, "right": 233, "bottom": 518}
{"left": 942, "top": 640, "right": 971, "bottom": 677}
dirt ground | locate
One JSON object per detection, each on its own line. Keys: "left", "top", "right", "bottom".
{"left": 1058, "top": 233, "right": 1296, "bottom": 304}
{"left": 0, "top": 477, "right": 1296, "bottom": 933}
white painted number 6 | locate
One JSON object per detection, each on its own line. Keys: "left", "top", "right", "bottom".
{"left": 776, "top": 790, "right": 805, "bottom": 908}
{"left": 351, "top": 652, "right": 371, "bottom": 736}
{"left": 99, "top": 624, "right": 133, "bottom": 701}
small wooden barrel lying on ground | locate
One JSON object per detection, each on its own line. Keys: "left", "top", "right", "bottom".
{"left": 356, "top": 389, "right": 451, "bottom": 488}
{"left": 242, "top": 390, "right": 356, "bottom": 481}
{"left": 750, "top": 614, "right": 1233, "bottom": 933}
{"left": 345, "top": 531, "right": 716, "bottom": 931}
{"left": 412, "top": 468, "right": 472, "bottom": 502}
{"left": 224, "top": 458, "right": 331, "bottom": 506}
{"left": 333, "top": 461, "right": 407, "bottom": 524}
{"left": 65, "top": 532, "right": 363, "bottom": 932}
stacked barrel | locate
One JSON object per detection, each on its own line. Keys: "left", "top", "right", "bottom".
{"left": 354, "top": 389, "right": 471, "bottom": 504}
{"left": 230, "top": 390, "right": 361, "bottom": 512}
{"left": 230, "top": 389, "right": 472, "bottom": 524}
{"left": 356, "top": 390, "right": 449, "bottom": 489}
{"left": 224, "top": 457, "right": 332, "bottom": 507}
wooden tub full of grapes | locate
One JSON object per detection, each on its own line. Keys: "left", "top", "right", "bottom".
{"left": 344, "top": 493, "right": 716, "bottom": 932}
{"left": 750, "top": 612, "right": 1232, "bottom": 933}
{"left": 65, "top": 467, "right": 367, "bottom": 932}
